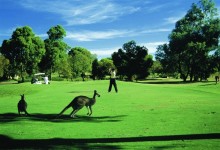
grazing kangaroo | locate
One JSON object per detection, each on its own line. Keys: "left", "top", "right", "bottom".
{"left": 17, "top": 94, "right": 29, "bottom": 116}
{"left": 57, "top": 90, "right": 100, "bottom": 118}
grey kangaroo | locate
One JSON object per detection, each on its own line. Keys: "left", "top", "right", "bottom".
{"left": 57, "top": 90, "right": 100, "bottom": 118}
{"left": 17, "top": 94, "right": 29, "bottom": 116}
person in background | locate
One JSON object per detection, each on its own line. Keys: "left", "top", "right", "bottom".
{"left": 215, "top": 75, "right": 219, "bottom": 84}
{"left": 44, "top": 75, "right": 49, "bottom": 84}
{"left": 108, "top": 68, "right": 118, "bottom": 93}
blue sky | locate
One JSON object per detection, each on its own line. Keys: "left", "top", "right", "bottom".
{"left": 0, "top": 0, "right": 219, "bottom": 59}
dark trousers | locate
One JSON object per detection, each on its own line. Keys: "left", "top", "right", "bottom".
{"left": 108, "top": 78, "right": 118, "bottom": 92}
{"left": 215, "top": 76, "right": 219, "bottom": 84}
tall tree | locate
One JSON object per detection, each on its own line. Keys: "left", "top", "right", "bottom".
{"left": 0, "top": 54, "right": 9, "bottom": 79}
{"left": 1, "top": 26, "right": 45, "bottom": 81}
{"left": 156, "top": 0, "right": 220, "bottom": 81}
{"left": 93, "top": 58, "right": 115, "bottom": 79}
{"left": 57, "top": 57, "right": 72, "bottom": 80}
{"left": 39, "top": 25, "right": 69, "bottom": 79}
{"left": 92, "top": 58, "right": 99, "bottom": 80}
{"left": 150, "top": 60, "right": 163, "bottom": 78}
{"left": 68, "top": 47, "right": 94, "bottom": 78}
{"left": 211, "top": 47, "right": 220, "bottom": 74}
{"left": 112, "top": 40, "right": 153, "bottom": 81}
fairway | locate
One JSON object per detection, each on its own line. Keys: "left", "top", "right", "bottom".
{"left": 0, "top": 80, "right": 220, "bottom": 149}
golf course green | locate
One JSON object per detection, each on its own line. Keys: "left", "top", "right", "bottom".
{"left": 0, "top": 79, "right": 219, "bottom": 149}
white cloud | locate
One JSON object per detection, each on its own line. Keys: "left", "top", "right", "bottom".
{"left": 90, "top": 41, "right": 168, "bottom": 59}
{"left": 147, "top": 4, "right": 166, "bottom": 13}
{"left": 66, "top": 29, "right": 134, "bottom": 41}
{"left": 36, "top": 33, "right": 47, "bottom": 38}
{"left": 164, "top": 12, "right": 186, "bottom": 25}
{"left": 66, "top": 28, "right": 171, "bottom": 42}
{"left": 164, "top": 17, "right": 180, "bottom": 24}
{"left": 141, "top": 28, "right": 171, "bottom": 34}
{"left": 90, "top": 47, "right": 120, "bottom": 57}
{"left": 19, "top": 0, "right": 140, "bottom": 25}
{"left": 141, "top": 42, "right": 168, "bottom": 54}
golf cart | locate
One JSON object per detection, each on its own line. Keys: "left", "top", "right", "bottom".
{"left": 31, "top": 73, "right": 49, "bottom": 84}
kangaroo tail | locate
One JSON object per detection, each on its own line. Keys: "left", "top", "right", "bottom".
{"left": 56, "top": 102, "right": 73, "bottom": 118}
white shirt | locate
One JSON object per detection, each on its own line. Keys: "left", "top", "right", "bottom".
{"left": 110, "top": 70, "right": 116, "bottom": 79}
{"left": 44, "top": 76, "right": 49, "bottom": 84}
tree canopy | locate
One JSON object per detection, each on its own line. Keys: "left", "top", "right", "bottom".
{"left": 39, "top": 25, "right": 69, "bottom": 78}
{"left": 1, "top": 26, "right": 45, "bottom": 81}
{"left": 68, "top": 47, "right": 94, "bottom": 78}
{"left": 0, "top": 55, "right": 9, "bottom": 79}
{"left": 156, "top": 0, "right": 220, "bottom": 81}
{"left": 112, "top": 40, "right": 153, "bottom": 81}
{"left": 92, "top": 58, "right": 114, "bottom": 80}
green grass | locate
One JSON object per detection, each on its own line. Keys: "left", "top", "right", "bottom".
{"left": 0, "top": 79, "right": 219, "bottom": 149}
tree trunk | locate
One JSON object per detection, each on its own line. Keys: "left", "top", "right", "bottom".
{"left": 20, "top": 64, "right": 24, "bottom": 83}
{"left": 181, "top": 74, "right": 187, "bottom": 82}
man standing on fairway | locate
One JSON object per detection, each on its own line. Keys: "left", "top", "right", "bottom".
{"left": 108, "top": 68, "right": 118, "bottom": 93}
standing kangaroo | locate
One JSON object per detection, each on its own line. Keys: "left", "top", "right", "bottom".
{"left": 57, "top": 90, "right": 100, "bottom": 118}
{"left": 17, "top": 94, "right": 29, "bottom": 116}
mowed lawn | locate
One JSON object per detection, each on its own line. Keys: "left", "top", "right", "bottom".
{"left": 0, "top": 79, "right": 219, "bottom": 149}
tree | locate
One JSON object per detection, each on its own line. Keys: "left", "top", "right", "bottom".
{"left": 57, "top": 57, "right": 72, "bottom": 80}
{"left": 0, "top": 54, "right": 9, "bottom": 79}
{"left": 211, "top": 47, "right": 220, "bottom": 74}
{"left": 92, "top": 58, "right": 99, "bottom": 80}
{"left": 96, "top": 58, "right": 114, "bottom": 79}
{"left": 68, "top": 47, "right": 94, "bottom": 78}
{"left": 1, "top": 26, "right": 45, "bottom": 82}
{"left": 47, "top": 25, "right": 66, "bottom": 40}
{"left": 150, "top": 60, "right": 163, "bottom": 78}
{"left": 155, "top": 44, "right": 177, "bottom": 74}
{"left": 156, "top": 0, "right": 220, "bottom": 81}
{"left": 112, "top": 40, "right": 153, "bottom": 81}
{"left": 39, "top": 25, "right": 69, "bottom": 79}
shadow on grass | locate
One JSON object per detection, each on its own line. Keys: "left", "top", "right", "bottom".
{"left": 198, "top": 82, "right": 217, "bottom": 86}
{"left": 0, "top": 113, "right": 126, "bottom": 123}
{"left": 0, "top": 81, "right": 18, "bottom": 85}
{"left": 1, "top": 133, "right": 220, "bottom": 149}
{"left": 136, "top": 80, "right": 186, "bottom": 84}
{"left": 137, "top": 80, "right": 216, "bottom": 85}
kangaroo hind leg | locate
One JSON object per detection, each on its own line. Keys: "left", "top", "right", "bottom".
{"left": 87, "top": 106, "right": 92, "bottom": 116}
{"left": 70, "top": 109, "right": 80, "bottom": 118}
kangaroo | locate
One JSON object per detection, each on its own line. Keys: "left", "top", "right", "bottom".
{"left": 57, "top": 90, "right": 100, "bottom": 118}
{"left": 17, "top": 94, "right": 29, "bottom": 116}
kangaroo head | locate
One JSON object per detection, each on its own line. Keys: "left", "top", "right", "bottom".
{"left": 20, "top": 94, "right": 25, "bottom": 100}
{"left": 94, "top": 90, "right": 100, "bottom": 98}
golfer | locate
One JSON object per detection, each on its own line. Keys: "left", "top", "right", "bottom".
{"left": 108, "top": 68, "right": 118, "bottom": 93}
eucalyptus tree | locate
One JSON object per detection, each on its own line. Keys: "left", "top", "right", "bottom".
{"left": 39, "top": 25, "right": 69, "bottom": 79}
{"left": 68, "top": 47, "right": 94, "bottom": 78}
{"left": 92, "top": 58, "right": 114, "bottom": 80}
{"left": 112, "top": 40, "right": 153, "bottom": 81}
{"left": 92, "top": 58, "right": 99, "bottom": 80}
{"left": 156, "top": 0, "right": 220, "bottom": 81}
{"left": 1, "top": 26, "right": 45, "bottom": 81}
{"left": 0, "top": 54, "right": 9, "bottom": 79}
